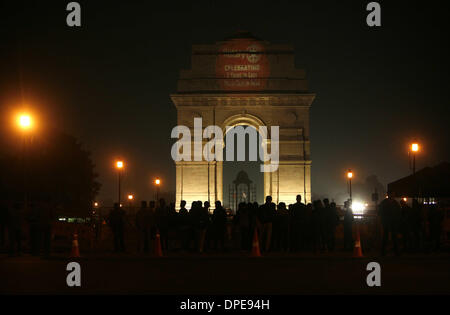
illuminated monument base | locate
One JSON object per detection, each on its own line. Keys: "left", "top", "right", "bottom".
{"left": 171, "top": 32, "right": 315, "bottom": 209}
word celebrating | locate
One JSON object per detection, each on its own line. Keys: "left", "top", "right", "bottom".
{"left": 366, "top": 2, "right": 381, "bottom": 27}
{"left": 66, "top": 262, "right": 81, "bottom": 287}
{"left": 366, "top": 262, "right": 381, "bottom": 287}
{"left": 171, "top": 118, "right": 279, "bottom": 172}
{"left": 66, "top": 2, "right": 81, "bottom": 27}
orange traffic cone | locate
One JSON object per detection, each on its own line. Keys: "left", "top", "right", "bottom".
{"left": 154, "top": 229, "right": 163, "bottom": 257}
{"left": 353, "top": 224, "right": 363, "bottom": 258}
{"left": 70, "top": 233, "right": 80, "bottom": 258}
{"left": 251, "top": 228, "right": 261, "bottom": 257}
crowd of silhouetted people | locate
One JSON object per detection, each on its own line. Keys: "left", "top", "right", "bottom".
{"left": 0, "top": 198, "right": 55, "bottom": 257}
{"left": 0, "top": 193, "right": 446, "bottom": 257}
{"left": 105, "top": 193, "right": 447, "bottom": 256}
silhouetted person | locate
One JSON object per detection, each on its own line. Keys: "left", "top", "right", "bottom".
{"left": 155, "top": 198, "right": 169, "bottom": 250}
{"left": 148, "top": 200, "right": 156, "bottom": 239}
{"left": 379, "top": 194, "right": 401, "bottom": 256}
{"left": 8, "top": 202, "right": 23, "bottom": 256}
{"left": 234, "top": 202, "right": 250, "bottom": 250}
{"left": 188, "top": 201, "right": 208, "bottom": 253}
{"left": 212, "top": 200, "right": 227, "bottom": 251}
{"left": 109, "top": 203, "right": 126, "bottom": 252}
{"left": 275, "top": 202, "right": 290, "bottom": 252}
{"left": 411, "top": 199, "right": 422, "bottom": 251}
{"left": 136, "top": 201, "right": 152, "bottom": 253}
{"left": 325, "top": 200, "right": 339, "bottom": 252}
{"left": 0, "top": 200, "right": 7, "bottom": 250}
{"left": 428, "top": 204, "right": 444, "bottom": 252}
{"left": 198, "top": 201, "right": 210, "bottom": 253}
{"left": 39, "top": 199, "right": 55, "bottom": 258}
{"left": 400, "top": 199, "right": 412, "bottom": 251}
{"left": 305, "top": 203, "right": 313, "bottom": 250}
{"left": 312, "top": 200, "right": 325, "bottom": 252}
{"left": 28, "top": 202, "right": 41, "bottom": 256}
{"left": 290, "top": 195, "right": 306, "bottom": 251}
{"left": 343, "top": 201, "right": 354, "bottom": 251}
{"left": 259, "top": 196, "right": 276, "bottom": 252}
{"left": 249, "top": 202, "right": 260, "bottom": 243}
{"left": 168, "top": 202, "right": 178, "bottom": 250}
{"left": 178, "top": 200, "right": 190, "bottom": 251}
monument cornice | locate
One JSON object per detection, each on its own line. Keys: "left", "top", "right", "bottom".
{"left": 170, "top": 93, "right": 315, "bottom": 108}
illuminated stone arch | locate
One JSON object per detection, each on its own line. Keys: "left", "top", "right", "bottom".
{"left": 171, "top": 32, "right": 314, "bottom": 209}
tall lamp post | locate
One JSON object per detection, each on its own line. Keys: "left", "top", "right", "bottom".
{"left": 127, "top": 194, "right": 134, "bottom": 214}
{"left": 410, "top": 141, "right": 419, "bottom": 175}
{"left": 115, "top": 160, "right": 124, "bottom": 205}
{"left": 154, "top": 178, "right": 161, "bottom": 202}
{"left": 347, "top": 169, "right": 353, "bottom": 203}
{"left": 17, "top": 113, "right": 34, "bottom": 210}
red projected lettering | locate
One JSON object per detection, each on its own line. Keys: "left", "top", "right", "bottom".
{"left": 216, "top": 40, "right": 270, "bottom": 91}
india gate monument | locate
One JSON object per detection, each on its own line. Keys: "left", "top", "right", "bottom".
{"left": 171, "top": 31, "right": 315, "bottom": 209}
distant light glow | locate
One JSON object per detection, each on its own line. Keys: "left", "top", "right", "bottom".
{"left": 17, "top": 114, "right": 33, "bottom": 130}
{"left": 351, "top": 201, "right": 366, "bottom": 215}
{"left": 128, "top": 194, "right": 134, "bottom": 200}
{"left": 411, "top": 143, "right": 419, "bottom": 152}
{"left": 155, "top": 178, "right": 161, "bottom": 185}
{"left": 116, "top": 161, "right": 124, "bottom": 169}
{"left": 94, "top": 202, "right": 99, "bottom": 207}
{"left": 402, "top": 197, "right": 407, "bottom": 202}
{"left": 347, "top": 170, "right": 353, "bottom": 179}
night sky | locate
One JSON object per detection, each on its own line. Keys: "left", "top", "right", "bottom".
{"left": 2, "top": 1, "right": 449, "bottom": 205}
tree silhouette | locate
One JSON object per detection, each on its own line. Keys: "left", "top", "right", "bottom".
{"left": 0, "top": 127, "right": 100, "bottom": 217}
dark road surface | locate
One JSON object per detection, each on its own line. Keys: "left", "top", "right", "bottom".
{"left": 1, "top": 253, "right": 450, "bottom": 295}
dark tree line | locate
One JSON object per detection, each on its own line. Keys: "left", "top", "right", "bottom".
{"left": 0, "top": 126, "right": 100, "bottom": 217}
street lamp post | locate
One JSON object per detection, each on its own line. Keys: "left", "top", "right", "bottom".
{"left": 410, "top": 142, "right": 419, "bottom": 175}
{"left": 116, "top": 161, "right": 124, "bottom": 205}
{"left": 347, "top": 169, "right": 353, "bottom": 203}
{"left": 127, "top": 194, "right": 134, "bottom": 215}
{"left": 17, "top": 113, "right": 34, "bottom": 210}
{"left": 154, "top": 178, "right": 161, "bottom": 201}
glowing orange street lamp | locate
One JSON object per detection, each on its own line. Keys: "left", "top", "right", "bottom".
{"left": 115, "top": 160, "right": 125, "bottom": 205}
{"left": 17, "top": 114, "right": 33, "bottom": 130}
{"left": 127, "top": 194, "right": 134, "bottom": 211}
{"left": 154, "top": 177, "right": 161, "bottom": 201}
{"left": 347, "top": 169, "right": 353, "bottom": 202}
{"left": 16, "top": 113, "right": 35, "bottom": 210}
{"left": 409, "top": 141, "right": 420, "bottom": 174}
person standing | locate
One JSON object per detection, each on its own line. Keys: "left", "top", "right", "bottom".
{"left": 109, "top": 203, "right": 126, "bottom": 252}
{"left": 155, "top": 198, "right": 169, "bottom": 251}
{"left": 325, "top": 200, "right": 339, "bottom": 252}
{"left": 259, "top": 196, "right": 276, "bottom": 252}
{"left": 343, "top": 200, "right": 354, "bottom": 251}
{"left": 178, "top": 200, "right": 190, "bottom": 251}
{"left": 428, "top": 204, "right": 444, "bottom": 252}
{"left": 290, "top": 195, "right": 306, "bottom": 252}
{"left": 39, "top": 198, "right": 55, "bottom": 258}
{"left": 234, "top": 202, "right": 250, "bottom": 251}
{"left": 379, "top": 193, "right": 401, "bottom": 256}
{"left": 136, "top": 201, "right": 152, "bottom": 253}
{"left": 276, "top": 202, "right": 290, "bottom": 252}
{"left": 28, "top": 202, "right": 40, "bottom": 256}
{"left": 7, "top": 202, "right": 23, "bottom": 256}
{"left": 212, "top": 200, "right": 227, "bottom": 251}
{"left": 0, "top": 200, "right": 7, "bottom": 250}
{"left": 199, "top": 201, "right": 210, "bottom": 253}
